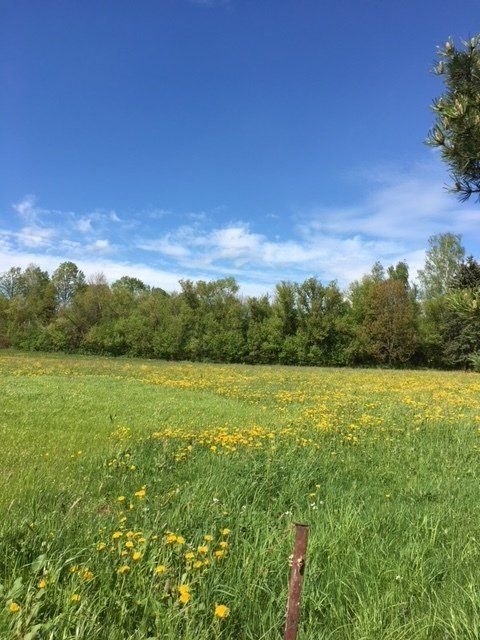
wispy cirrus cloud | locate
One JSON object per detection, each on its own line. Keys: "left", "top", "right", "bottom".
{"left": 1, "top": 161, "right": 478, "bottom": 295}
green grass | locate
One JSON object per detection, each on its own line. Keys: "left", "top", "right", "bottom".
{"left": 1, "top": 350, "right": 480, "bottom": 639}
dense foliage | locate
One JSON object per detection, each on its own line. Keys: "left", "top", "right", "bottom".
{"left": 427, "top": 35, "right": 480, "bottom": 201}
{"left": 1, "top": 237, "right": 480, "bottom": 368}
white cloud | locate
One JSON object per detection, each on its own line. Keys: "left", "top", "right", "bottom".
{"left": 77, "top": 217, "right": 93, "bottom": 233}
{"left": 135, "top": 162, "right": 479, "bottom": 287}
{"left": 12, "top": 195, "right": 37, "bottom": 222}
{"left": 2, "top": 161, "right": 478, "bottom": 294}
{"left": 17, "top": 225, "right": 55, "bottom": 249}
{"left": 89, "top": 239, "right": 111, "bottom": 253}
{"left": 301, "top": 163, "right": 479, "bottom": 243}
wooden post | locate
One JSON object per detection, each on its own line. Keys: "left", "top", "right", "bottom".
{"left": 284, "top": 523, "right": 309, "bottom": 640}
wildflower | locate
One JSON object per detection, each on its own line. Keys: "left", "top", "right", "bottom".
{"left": 117, "top": 496, "right": 126, "bottom": 502}
{"left": 112, "top": 531, "right": 122, "bottom": 540}
{"left": 69, "top": 565, "right": 79, "bottom": 574}
{"left": 219, "top": 541, "right": 228, "bottom": 549}
{"left": 155, "top": 564, "right": 166, "bottom": 575}
{"left": 134, "top": 487, "right": 146, "bottom": 499}
{"left": 178, "top": 584, "right": 191, "bottom": 604}
{"left": 125, "top": 541, "right": 134, "bottom": 549}
{"left": 193, "top": 560, "right": 203, "bottom": 569}
{"left": 8, "top": 602, "right": 21, "bottom": 613}
{"left": 214, "top": 549, "right": 226, "bottom": 559}
{"left": 204, "top": 534, "right": 213, "bottom": 542}
{"left": 197, "top": 545, "right": 208, "bottom": 555}
{"left": 38, "top": 579, "right": 47, "bottom": 589}
{"left": 70, "top": 594, "right": 81, "bottom": 603}
{"left": 132, "top": 551, "right": 142, "bottom": 561}
{"left": 97, "top": 542, "right": 106, "bottom": 551}
{"left": 117, "top": 565, "right": 130, "bottom": 575}
{"left": 185, "top": 551, "right": 195, "bottom": 561}
{"left": 214, "top": 603, "right": 230, "bottom": 619}
{"left": 220, "top": 528, "right": 231, "bottom": 536}
{"left": 81, "top": 569, "right": 94, "bottom": 581}
{"left": 176, "top": 535, "right": 185, "bottom": 545}
{"left": 165, "top": 533, "right": 177, "bottom": 544}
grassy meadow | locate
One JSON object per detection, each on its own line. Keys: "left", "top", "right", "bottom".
{"left": 1, "top": 351, "right": 480, "bottom": 639}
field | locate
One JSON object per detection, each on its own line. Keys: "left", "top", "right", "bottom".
{"left": 1, "top": 352, "right": 480, "bottom": 639}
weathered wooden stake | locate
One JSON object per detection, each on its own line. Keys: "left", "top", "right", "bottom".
{"left": 284, "top": 523, "right": 309, "bottom": 640}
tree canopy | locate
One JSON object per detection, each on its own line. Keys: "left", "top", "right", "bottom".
{"left": 427, "top": 35, "right": 480, "bottom": 201}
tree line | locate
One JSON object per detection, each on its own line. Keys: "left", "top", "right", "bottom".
{"left": 1, "top": 233, "right": 479, "bottom": 370}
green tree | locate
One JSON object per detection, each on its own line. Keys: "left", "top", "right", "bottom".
{"left": 362, "top": 279, "right": 419, "bottom": 365}
{"left": 6, "top": 265, "right": 56, "bottom": 349}
{"left": 296, "top": 278, "right": 349, "bottom": 365}
{"left": 112, "top": 276, "right": 149, "bottom": 296}
{"left": 0, "top": 267, "right": 23, "bottom": 299}
{"left": 418, "top": 233, "right": 465, "bottom": 299}
{"left": 427, "top": 35, "right": 480, "bottom": 201}
{"left": 52, "top": 261, "right": 86, "bottom": 308}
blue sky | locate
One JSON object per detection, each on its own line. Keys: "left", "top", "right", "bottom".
{"left": 1, "top": 0, "right": 479, "bottom": 294}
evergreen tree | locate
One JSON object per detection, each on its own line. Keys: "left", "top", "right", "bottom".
{"left": 427, "top": 35, "right": 480, "bottom": 201}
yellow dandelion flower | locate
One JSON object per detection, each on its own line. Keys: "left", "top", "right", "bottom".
{"left": 214, "top": 603, "right": 230, "bottom": 619}
{"left": 214, "top": 549, "right": 226, "bottom": 559}
{"left": 193, "top": 560, "right": 203, "bottom": 569}
{"left": 117, "top": 565, "right": 130, "bottom": 575}
{"left": 184, "top": 551, "right": 195, "bottom": 560}
{"left": 112, "top": 531, "right": 122, "bottom": 540}
{"left": 38, "top": 579, "right": 47, "bottom": 589}
{"left": 70, "top": 594, "right": 81, "bottom": 603}
{"left": 134, "top": 487, "right": 146, "bottom": 499}
{"left": 125, "top": 541, "right": 134, "bottom": 549}
{"left": 81, "top": 569, "right": 94, "bottom": 581}
{"left": 178, "top": 584, "right": 191, "bottom": 604}
{"left": 176, "top": 535, "right": 185, "bottom": 545}
{"left": 97, "top": 542, "right": 106, "bottom": 551}
{"left": 165, "top": 533, "right": 177, "bottom": 544}
{"left": 219, "top": 541, "right": 228, "bottom": 549}
{"left": 220, "top": 528, "right": 231, "bottom": 536}
{"left": 132, "top": 551, "right": 142, "bottom": 561}
{"left": 155, "top": 564, "right": 166, "bottom": 575}
{"left": 8, "top": 602, "right": 21, "bottom": 613}
{"left": 117, "top": 496, "right": 126, "bottom": 502}
{"left": 204, "top": 534, "right": 213, "bottom": 542}
{"left": 197, "top": 545, "right": 208, "bottom": 555}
